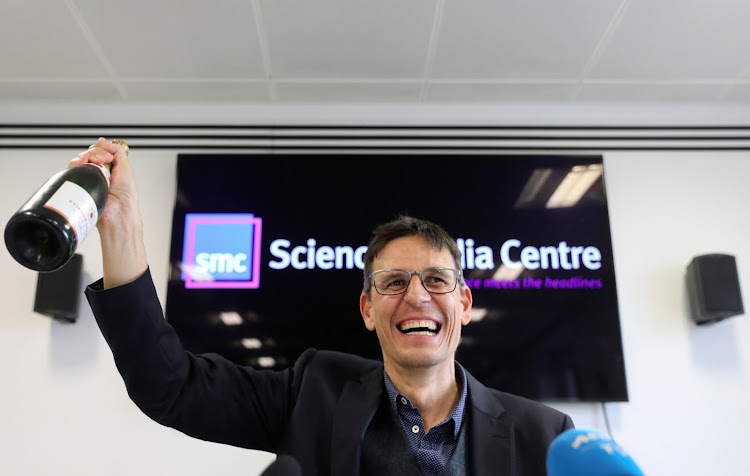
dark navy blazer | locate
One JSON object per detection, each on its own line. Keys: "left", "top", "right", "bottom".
{"left": 86, "top": 269, "right": 573, "bottom": 476}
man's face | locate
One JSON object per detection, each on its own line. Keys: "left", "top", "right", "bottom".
{"left": 360, "top": 235, "right": 472, "bottom": 372}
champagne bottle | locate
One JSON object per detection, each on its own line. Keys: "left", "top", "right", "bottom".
{"left": 4, "top": 139, "right": 128, "bottom": 272}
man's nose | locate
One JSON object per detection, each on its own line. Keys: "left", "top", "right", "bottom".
{"left": 403, "top": 274, "right": 431, "bottom": 304}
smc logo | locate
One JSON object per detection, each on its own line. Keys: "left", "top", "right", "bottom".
{"left": 181, "top": 213, "right": 263, "bottom": 289}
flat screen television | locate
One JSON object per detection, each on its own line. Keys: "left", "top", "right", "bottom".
{"left": 165, "top": 153, "right": 628, "bottom": 402}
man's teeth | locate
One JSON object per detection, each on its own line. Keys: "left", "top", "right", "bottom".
{"left": 399, "top": 320, "right": 438, "bottom": 334}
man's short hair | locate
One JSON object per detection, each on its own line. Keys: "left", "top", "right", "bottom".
{"left": 362, "top": 215, "right": 464, "bottom": 294}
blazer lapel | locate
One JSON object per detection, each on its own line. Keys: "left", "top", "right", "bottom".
{"left": 330, "top": 366, "right": 384, "bottom": 476}
{"left": 466, "top": 372, "right": 515, "bottom": 476}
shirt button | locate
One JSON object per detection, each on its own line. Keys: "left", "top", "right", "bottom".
{"left": 412, "top": 425, "right": 420, "bottom": 434}
{"left": 401, "top": 397, "right": 408, "bottom": 405}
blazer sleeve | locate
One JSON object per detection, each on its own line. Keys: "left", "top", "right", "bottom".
{"left": 85, "top": 268, "right": 309, "bottom": 452}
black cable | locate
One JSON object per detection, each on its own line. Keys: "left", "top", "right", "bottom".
{"left": 601, "top": 401, "right": 615, "bottom": 442}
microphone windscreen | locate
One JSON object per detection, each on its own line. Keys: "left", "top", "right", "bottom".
{"left": 546, "top": 429, "right": 644, "bottom": 476}
{"left": 260, "top": 454, "right": 302, "bottom": 476}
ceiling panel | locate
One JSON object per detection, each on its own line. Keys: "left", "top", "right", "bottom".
{"left": 1, "top": 0, "right": 750, "bottom": 106}
{"left": 121, "top": 81, "right": 271, "bottom": 102}
{"left": 574, "top": 82, "right": 726, "bottom": 102}
{"left": 73, "top": 0, "right": 266, "bottom": 79}
{"left": 275, "top": 81, "right": 423, "bottom": 102}
{"left": 427, "top": 82, "right": 578, "bottom": 102}
{"left": 432, "top": 0, "right": 624, "bottom": 78}
{"left": 261, "top": 0, "right": 436, "bottom": 78}
{"left": 590, "top": 0, "right": 750, "bottom": 79}
{"left": 0, "top": 0, "right": 108, "bottom": 78}
{"left": 0, "top": 81, "right": 121, "bottom": 101}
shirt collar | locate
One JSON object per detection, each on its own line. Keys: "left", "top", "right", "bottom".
{"left": 383, "top": 362, "right": 468, "bottom": 439}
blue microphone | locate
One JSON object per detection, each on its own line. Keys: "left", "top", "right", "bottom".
{"left": 547, "top": 429, "right": 644, "bottom": 476}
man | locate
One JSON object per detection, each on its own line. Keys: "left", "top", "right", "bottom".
{"left": 78, "top": 138, "right": 573, "bottom": 476}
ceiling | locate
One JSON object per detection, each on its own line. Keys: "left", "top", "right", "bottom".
{"left": 2, "top": 0, "right": 750, "bottom": 106}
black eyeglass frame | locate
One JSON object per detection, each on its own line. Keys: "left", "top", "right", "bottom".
{"left": 368, "top": 267, "right": 463, "bottom": 295}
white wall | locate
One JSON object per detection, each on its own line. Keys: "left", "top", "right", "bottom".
{"left": 598, "top": 152, "right": 750, "bottom": 474}
{"left": 1, "top": 106, "right": 749, "bottom": 475}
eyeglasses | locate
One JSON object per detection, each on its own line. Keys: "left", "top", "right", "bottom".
{"left": 369, "top": 267, "right": 462, "bottom": 295}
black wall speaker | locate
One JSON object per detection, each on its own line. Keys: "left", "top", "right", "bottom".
{"left": 687, "top": 254, "right": 744, "bottom": 325}
{"left": 34, "top": 253, "right": 83, "bottom": 323}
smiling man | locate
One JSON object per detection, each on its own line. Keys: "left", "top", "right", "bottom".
{"left": 361, "top": 230, "right": 472, "bottom": 435}
{"left": 80, "top": 138, "right": 573, "bottom": 476}
{"left": 356, "top": 218, "right": 573, "bottom": 476}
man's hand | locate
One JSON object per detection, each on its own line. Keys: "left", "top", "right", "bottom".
{"left": 72, "top": 137, "right": 147, "bottom": 289}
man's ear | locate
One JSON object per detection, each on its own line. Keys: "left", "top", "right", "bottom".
{"left": 360, "top": 292, "right": 376, "bottom": 331}
{"left": 460, "top": 285, "right": 473, "bottom": 326}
